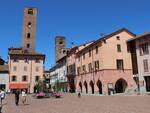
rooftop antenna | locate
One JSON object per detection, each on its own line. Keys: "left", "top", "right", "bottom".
{"left": 100, "top": 33, "right": 105, "bottom": 37}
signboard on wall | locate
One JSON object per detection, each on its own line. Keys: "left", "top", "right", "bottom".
{"left": 108, "top": 83, "right": 113, "bottom": 89}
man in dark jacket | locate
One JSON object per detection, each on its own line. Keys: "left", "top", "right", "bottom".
{"left": 15, "top": 90, "right": 20, "bottom": 106}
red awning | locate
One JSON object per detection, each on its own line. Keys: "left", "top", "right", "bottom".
{"left": 9, "top": 83, "right": 29, "bottom": 89}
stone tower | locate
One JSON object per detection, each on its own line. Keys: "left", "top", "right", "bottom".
{"left": 55, "top": 36, "right": 66, "bottom": 62}
{"left": 22, "top": 8, "right": 37, "bottom": 53}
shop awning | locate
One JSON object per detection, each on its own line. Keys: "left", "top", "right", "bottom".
{"left": 9, "top": 83, "right": 29, "bottom": 89}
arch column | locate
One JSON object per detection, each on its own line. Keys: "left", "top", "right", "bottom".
{"left": 89, "top": 81, "right": 94, "bottom": 94}
{"left": 84, "top": 81, "right": 88, "bottom": 94}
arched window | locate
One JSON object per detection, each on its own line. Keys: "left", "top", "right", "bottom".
{"left": 28, "top": 22, "right": 32, "bottom": 28}
{"left": 28, "top": 9, "right": 33, "bottom": 14}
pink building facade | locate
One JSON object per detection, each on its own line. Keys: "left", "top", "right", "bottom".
{"left": 67, "top": 42, "right": 94, "bottom": 92}
{"left": 75, "top": 28, "right": 137, "bottom": 95}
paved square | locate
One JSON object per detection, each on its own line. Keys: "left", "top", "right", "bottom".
{"left": 2, "top": 93, "right": 150, "bottom": 113}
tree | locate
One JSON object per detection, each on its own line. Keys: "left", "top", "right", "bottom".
{"left": 55, "top": 80, "right": 61, "bottom": 92}
{"left": 34, "top": 80, "right": 43, "bottom": 93}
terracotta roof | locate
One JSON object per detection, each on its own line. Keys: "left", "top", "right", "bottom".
{"left": 49, "top": 63, "right": 61, "bottom": 72}
{"left": 8, "top": 48, "right": 45, "bottom": 57}
{"left": 9, "top": 52, "right": 45, "bottom": 56}
{"left": 67, "top": 40, "right": 94, "bottom": 55}
{"left": 56, "top": 55, "right": 66, "bottom": 63}
{"left": 0, "top": 58, "right": 5, "bottom": 65}
{"left": 76, "top": 28, "right": 136, "bottom": 54}
{"left": 127, "top": 32, "right": 150, "bottom": 42}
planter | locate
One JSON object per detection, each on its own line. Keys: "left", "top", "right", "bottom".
{"left": 36, "top": 92, "right": 45, "bottom": 99}
{"left": 53, "top": 92, "right": 62, "bottom": 98}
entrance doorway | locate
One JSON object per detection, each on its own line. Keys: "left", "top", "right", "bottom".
{"left": 97, "top": 80, "right": 102, "bottom": 94}
{"left": 144, "top": 76, "right": 150, "bottom": 92}
{"left": 34, "top": 86, "right": 37, "bottom": 93}
{"left": 90, "top": 81, "right": 94, "bottom": 94}
{"left": 115, "top": 78, "right": 127, "bottom": 93}
{"left": 84, "top": 81, "right": 88, "bottom": 94}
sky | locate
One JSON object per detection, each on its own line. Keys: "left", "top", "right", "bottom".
{"left": 0, "top": 0, "right": 150, "bottom": 70}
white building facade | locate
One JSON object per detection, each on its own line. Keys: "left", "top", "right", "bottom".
{"left": 128, "top": 33, "right": 150, "bottom": 92}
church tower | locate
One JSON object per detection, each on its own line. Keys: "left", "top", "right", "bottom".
{"left": 22, "top": 8, "right": 37, "bottom": 53}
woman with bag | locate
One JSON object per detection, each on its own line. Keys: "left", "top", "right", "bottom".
{"left": 21, "top": 89, "right": 27, "bottom": 105}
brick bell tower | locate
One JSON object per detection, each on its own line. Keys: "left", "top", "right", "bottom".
{"left": 22, "top": 8, "right": 37, "bottom": 53}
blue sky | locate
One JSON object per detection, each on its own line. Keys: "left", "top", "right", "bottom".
{"left": 0, "top": 0, "right": 150, "bottom": 70}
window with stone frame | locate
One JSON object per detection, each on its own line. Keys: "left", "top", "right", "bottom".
{"left": 28, "top": 22, "right": 32, "bottom": 28}
{"left": 13, "top": 66, "right": 17, "bottom": 71}
{"left": 117, "top": 44, "right": 121, "bottom": 52}
{"left": 78, "top": 56, "right": 80, "bottom": 62}
{"left": 96, "top": 46, "right": 99, "bottom": 54}
{"left": 24, "top": 58, "right": 29, "bottom": 63}
{"left": 83, "top": 53, "right": 85, "bottom": 60}
{"left": 116, "top": 59, "right": 124, "bottom": 69}
{"left": 13, "top": 58, "right": 18, "bottom": 62}
{"left": 89, "top": 50, "right": 91, "bottom": 57}
{"left": 27, "top": 43, "right": 30, "bottom": 48}
{"left": 59, "top": 41, "right": 63, "bottom": 44}
{"left": 88, "top": 63, "right": 92, "bottom": 72}
{"left": 143, "top": 59, "right": 149, "bottom": 72}
{"left": 94, "top": 60, "right": 99, "bottom": 70}
{"left": 35, "top": 76, "right": 40, "bottom": 82}
{"left": 35, "top": 59, "right": 40, "bottom": 63}
{"left": 77, "top": 67, "right": 81, "bottom": 75}
{"left": 139, "top": 43, "right": 149, "bottom": 55}
{"left": 82, "top": 65, "right": 86, "bottom": 73}
{"left": 12, "top": 76, "right": 17, "bottom": 82}
{"left": 22, "top": 75, "right": 28, "bottom": 82}
{"left": 27, "top": 33, "right": 30, "bottom": 38}
{"left": 28, "top": 9, "right": 33, "bottom": 15}
{"left": 24, "top": 66, "right": 27, "bottom": 71}
{"left": 36, "top": 66, "right": 39, "bottom": 72}
{"left": 116, "top": 36, "right": 120, "bottom": 40}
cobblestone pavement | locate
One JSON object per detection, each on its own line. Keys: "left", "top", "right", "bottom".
{"left": 1, "top": 93, "right": 150, "bottom": 113}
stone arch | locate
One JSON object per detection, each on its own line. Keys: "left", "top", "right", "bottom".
{"left": 79, "top": 82, "right": 82, "bottom": 93}
{"left": 115, "top": 78, "right": 127, "bottom": 93}
{"left": 89, "top": 81, "right": 94, "bottom": 94}
{"left": 84, "top": 81, "right": 88, "bottom": 94}
{"left": 97, "top": 80, "right": 102, "bottom": 94}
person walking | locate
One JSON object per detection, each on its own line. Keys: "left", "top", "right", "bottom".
{"left": 0, "top": 89, "right": 5, "bottom": 104}
{"left": 0, "top": 90, "right": 2, "bottom": 113}
{"left": 0, "top": 90, "right": 2, "bottom": 105}
{"left": 15, "top": 89, "right": 20, "bottom": 106}
{"left": 21, "top": 89, "right": 27, "bottom": 105}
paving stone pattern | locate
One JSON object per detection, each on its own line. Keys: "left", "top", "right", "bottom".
{"left": 2, "top": 93, "right": 150, "bottom": 113}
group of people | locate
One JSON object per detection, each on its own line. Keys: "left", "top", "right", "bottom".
{"left": 15, "top": 89, "right": 27, "bottom": 106}
{"left": 1, "top": 89, "right": 27, "bottom": 106}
